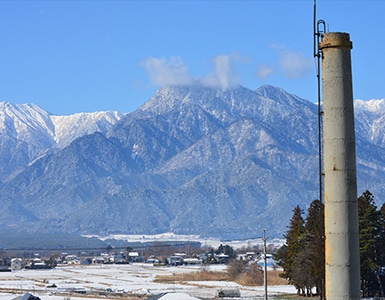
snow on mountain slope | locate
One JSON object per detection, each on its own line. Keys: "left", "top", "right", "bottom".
{"left": 1, "top": 87, "right": 385, "bottom": 239}
{"left": 0, "top": 102, "right": 55, "bottom": 147}
{"left": 355, "top": 98, "right": 385, "bottom": 113}
{"left": 0, "top": 102, "right": 124, "bottom": 148}
{"left": 0, "top": 102, "right": 124, "bottom": 180}
{"left": 51, "top": 111, "right": 123, "bottom": 147}
{"left": 355, "top": 99, "right": 385, "bottom": 147}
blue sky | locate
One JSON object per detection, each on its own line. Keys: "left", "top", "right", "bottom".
{"left": 1, "top": 0, "right": 384, "bottom": 115}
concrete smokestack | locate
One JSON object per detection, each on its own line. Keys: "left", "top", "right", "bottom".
{"left": 320, "top": 32, "right": 361, "bottom": 300}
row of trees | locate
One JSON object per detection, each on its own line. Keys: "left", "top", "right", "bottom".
{"left": 275, "top": 190, "right": 385, "bottom": 298}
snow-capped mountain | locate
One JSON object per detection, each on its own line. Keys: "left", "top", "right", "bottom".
{"left": 355, "top": 98, "right": 385, "bottom": 148}
{"left": 0, "top": 85, "right": 384, "bottom": 240}
{"left": 0, "top": 102, "right": 123, "bottom": 180}
{"left": 51, "top": 111, "right": 124, "bottom": 147}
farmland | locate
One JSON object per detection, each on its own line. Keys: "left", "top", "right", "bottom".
{"left": 0, "top": 263, "right": 296, "bottom": 299}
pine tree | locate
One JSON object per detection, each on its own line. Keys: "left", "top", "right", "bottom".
{"left": 279, "top": 192, "right": 385, "bottom": 298}
{"left": 302, "top": 199, "right": 325, "bottom": 298}
{"left": 276, "top": 205, "right": 305, "bottom": 294}
{"left": 378, "top": 203, "right": 385, "bottom": 267}
{"left": 378, "top": 203, "right": 385, "bottom": 294}
{"left": 358, "top": 190, "right": 383, "bottom": 297}
{"left": 216, "top": 244, "right": 236, "bottom": 259}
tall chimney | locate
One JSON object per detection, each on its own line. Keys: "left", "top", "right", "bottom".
{"left": 319, "top": 32, "right": 361, "bottom": 299}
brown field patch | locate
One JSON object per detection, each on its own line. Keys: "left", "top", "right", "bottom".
{"left": 155, "top": 269, "right": 288, "bottom": 286}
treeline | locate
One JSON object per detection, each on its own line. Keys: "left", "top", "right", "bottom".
{"left": 275, "top": 190, "right": 385, "bottom": 298}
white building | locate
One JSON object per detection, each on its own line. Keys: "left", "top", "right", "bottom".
{"left": 11, "top": 258, "right": 22, "bottom": 271}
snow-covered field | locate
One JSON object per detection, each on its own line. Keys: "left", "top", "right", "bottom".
{"left": 85, "top": 233, "right": 286, "bottom": 250}
{"left": 0, "top": 263, "right": 296, "bottom": 299}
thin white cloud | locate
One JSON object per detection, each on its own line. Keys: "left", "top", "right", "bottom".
{"left": 267, "top": 44, "right": 313, "bottom": 79}
{"left": 256, "top": 64, "right": 274, "bottom": 80}
{"left": 142, "top": 56, "right": 192, "bottom": 86}
{"left": 201, "top": 53, "right": 240, "bottom": 90}
{"left": 270, "top": 43, "right": 286, "bottom": 51}
{"left": 143, "top": 54, "right": 242, "bottom": 90}
{"left": 278, "top": 49, "right": 313, "bottom": 79}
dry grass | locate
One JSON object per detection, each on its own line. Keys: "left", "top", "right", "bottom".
{"left": 267, "top": 270, "right": 289, "bottom": 285}
{"left": 155, "top": 270, "right": 230, "bottom": 283}
{"left": 234, "top": 269, "right": 289, "bottom": 286}
{"left": 154, "top": 269, "right": 288, "bottom": 287}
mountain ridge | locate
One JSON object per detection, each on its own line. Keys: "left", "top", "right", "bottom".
{"left": 0, "top": 101, "right": 123, "bottom": 181}
{"left": 1, "top": 85, "right": 384, "bottom": 240}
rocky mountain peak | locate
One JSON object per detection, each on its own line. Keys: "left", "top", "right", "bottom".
{"left": 355, "top": 98, "right": 385, "bottom": 113}
{"left": 0, "top": 101, "right": 55, "bottom": 142}
{"left": 0, "top": 102, "right": 123, "bottom": 181}
{"left": 0, "top": 86, "right": 384, "bottom": 241}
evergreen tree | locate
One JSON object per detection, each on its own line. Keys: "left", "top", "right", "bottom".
{"left": 276, "top": 205, "right": 305, "bottom": 294}
{"left": 302, "top": 199, "right": 325, "bottom": 298}
{"left": 378, "top": 203, "right": 385, "bottom": 294}
{"left": 378, "top": 203, "right": 385, "bottom": 267}
{"left": 358, "top": 190, "right": 383, "bottom": 297}
{"left": 292, "top": 246, "right": 315, "bottom": 296}
{"left": 278, "top": 192, "right": 385, "bottom": 298}
{"left": 216, "top": 244, "right": 236, "bottom": 259}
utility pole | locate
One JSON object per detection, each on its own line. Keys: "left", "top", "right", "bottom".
{"left": 263, "top": 229, "right": 268, "bottom": 300}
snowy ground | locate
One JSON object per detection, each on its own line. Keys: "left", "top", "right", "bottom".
{"left": 86, "top": 233, "right": 285, "bottom": 250}
{"left": 0, "top": 263, "right": 296, "bottom": 299}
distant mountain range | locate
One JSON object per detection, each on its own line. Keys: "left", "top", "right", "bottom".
{"left": 1, "top": 85, "right": 384, "bottom": 242}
